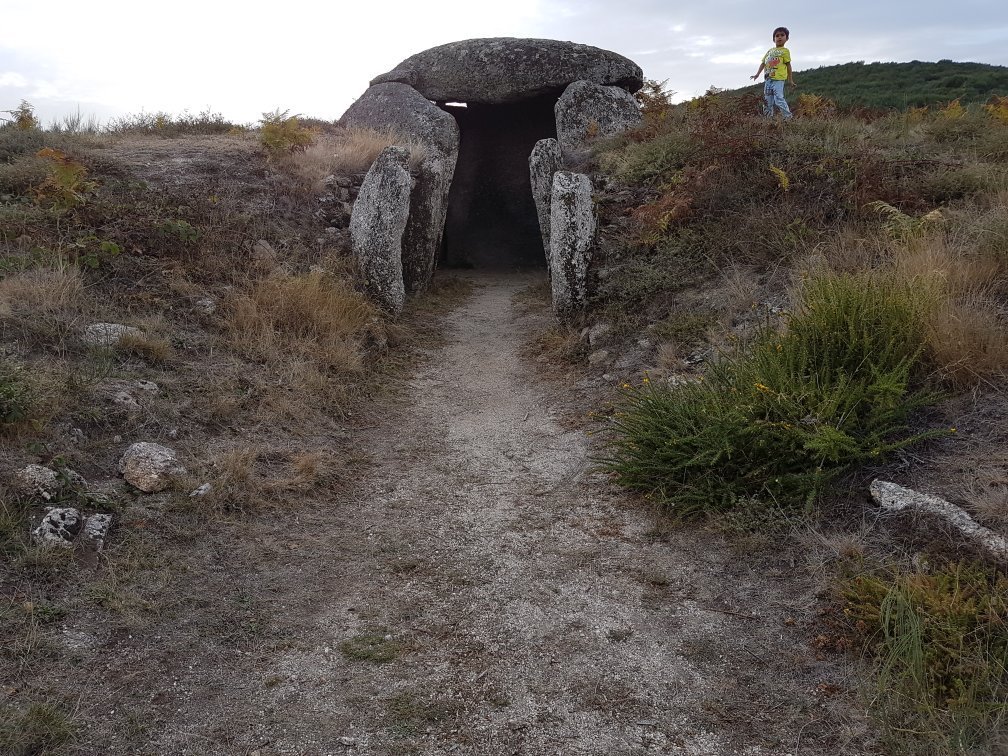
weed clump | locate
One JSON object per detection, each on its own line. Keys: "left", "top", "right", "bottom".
{"left": 603, "top": 272, "right": 943, "bottom": 516}
{"left": 259, "top": 109, "right": 314, "bottom": 157}
{"left": 841, "top": 561, "right": 1008, "bottom": 754}
{"left": 0, "top": 702, "right": 75, "bottom": 755}
{"left": 0, "top": 361, "right": 33, "bottom": 430}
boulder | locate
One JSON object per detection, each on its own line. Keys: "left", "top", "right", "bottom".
{"left": 349, "top": 146, "right": 413, "bottom": 315}
{"left": 555, "top": 80, "right": 642, "bottom": 156}
{"left": 528, "top": 138, "right": 563, "bottom": 265}
{"left": 549, "top": 172, "right": 596, "bottom": 320}
{"left": 119, "top": 442, "right": 185, "bottom": 493}
{"left": 371, "top": 38, "right": 643, "bottom": 105}
{"left": 339, "top": 83, "right": 459, "bottom": 293}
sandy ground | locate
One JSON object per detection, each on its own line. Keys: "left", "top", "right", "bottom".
{"left": 55, "top": 272, "right": 860, "bottom": 756}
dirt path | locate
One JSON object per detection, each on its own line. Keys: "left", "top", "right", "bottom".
{"left": 71, "top": 273, "right": 868, "bottom": 755}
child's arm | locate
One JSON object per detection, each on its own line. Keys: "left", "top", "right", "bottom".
{"left": 750, "top": 63, "right": 765, "bottom": 81}
{"left": 786, "top": 62, "right": 795, "bottom": 86}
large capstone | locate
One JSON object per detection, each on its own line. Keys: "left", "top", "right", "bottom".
{"left": 350, "top": 146, "right": 413, "bottom": 315}
{"left": 372, "top": 38, "right": 643, "bottom": 105}
{"left": 528, "top": 138, "right": 563, "bottom": 265}
{"left": 339, "top": 83, "right": 459, "bottom": 293}
{"left": 555, "top": 80, "right": 643, "bottom": 157}
{"left": 549, "top": 171, "right": 596, "bottom": 320}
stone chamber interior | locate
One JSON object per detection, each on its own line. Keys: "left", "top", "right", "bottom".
{"left": 439, "top": 93, "right": 559, "bottom": 271}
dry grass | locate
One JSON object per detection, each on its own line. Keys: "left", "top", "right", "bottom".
{"left": 281, "top": 126, "right": 427, "bottom": 193}
{"left": 225, "top": 270, "right": 381, "bottom": 373}
{"left": 962, "top": 462, "right": 1008, "bottom": 528}
{"left": 0, "top": 263, "right": 84, "bottom": 316}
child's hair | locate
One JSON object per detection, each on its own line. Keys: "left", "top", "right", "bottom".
{"left": 773, "top": 27, "right": 790, "bottom": 39}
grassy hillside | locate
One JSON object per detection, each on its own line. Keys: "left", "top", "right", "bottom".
{"left": 736, "top": 60, "right": 1008, "bottom": 109}
{"left": 587, "top": 90, "right": 1008, "bottom": 753}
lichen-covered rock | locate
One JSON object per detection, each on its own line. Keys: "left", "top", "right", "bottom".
{"left": 83, "top": 322, "right": 143, "bottom": 346}
{"left": 555, "top": 80, "right": 642, "bottom": 157}
{"left": 118, "top": 442, "right": 185, "bottom": 493}
{"left": 371, "top": 38, "right": 643, "bottom": 105}
{"left": 16, "top": 464, "right": 61, "bottom": 501}
{"left": 350, "top": 146, "right": 413, "bottom": 315}
{"left": 32, "top": 507, "right": 82, "bottom": 548}
{"left": 16, "top": 464, "right": 86, "bottom": 501}
{"left": 82, "top": 513, "right": 114, "bottom": 550}
{"left": 549, "top": 172, "right": 596, "bottom": 320}
{"left": 339, "top": 83, "right": 459, "bottom": 294}
{"left": 529, "top": 138, "right": 563, "bottom": 265}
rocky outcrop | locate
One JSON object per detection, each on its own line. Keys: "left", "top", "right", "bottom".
{"left": 528, "top": 138, "right": 563, "bottom": 265}
{"left": 119, "top": 442, "right": 185, "bottom": 493}
{"left": 349, "top": 146, "right": 413, "bottom": 315}
{"left": 372, "top": 38, "right": 643, "bottom": 104}
{"left": 549, "top": 171, "right": 596, "bottom": 320}
{"left": 339, "top": 83, "right": 459, "bottom": 293}
{"left": 555, "top": 80, "right": 642, "bottom": 156}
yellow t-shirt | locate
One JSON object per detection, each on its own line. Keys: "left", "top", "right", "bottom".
{"left": 763, "top": 46, "right": 791, "bottom": 80}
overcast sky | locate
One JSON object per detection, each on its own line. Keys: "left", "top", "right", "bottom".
{"left": 1, "top": 0, "right": 1006, "bottom": 126}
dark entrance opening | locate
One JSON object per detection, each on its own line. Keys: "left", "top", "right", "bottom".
{"left": 439, "top": 93, "right": 558, "bottom": 270}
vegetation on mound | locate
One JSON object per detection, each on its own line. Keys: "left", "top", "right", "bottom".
{"left": 840, "top": 561, "right": 1008, "bottom": 754}
{"left": 603, "top": 272, "right": 944, "bottom": 516}
{"left": 731, "top": 60, "right": 1008, "bottom": 110}
{"left": 596, "top": 84, "right": 1008, "bottom": 752}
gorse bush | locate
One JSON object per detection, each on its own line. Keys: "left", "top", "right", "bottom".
{"left": 603, "top": 273, "right": 943, "bottom": 516}
{"left": 259, "top": 109, "right": 314, "bottom": 157}
{"left": 841, "top": 562, "right": 1008, "bottom": 754}
{"left": 0, "top": 361, "right": 32, "bottom": 428}
{"left": 32, "top": 147, "right": 96, "bottom": 211}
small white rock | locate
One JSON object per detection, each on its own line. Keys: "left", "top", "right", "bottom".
{"left": 83, "top": 513, "right": 114, "bottom": 549}
{"left": 119, "top": 442, "right": 185, "bottom": 493}
{"left": 189, "top": 483, "right": 212, "bottom": 498}
{"left": 83, "top": 322, "right": 144, "bottom": 347}
{"left": 587, "top": 349, "right": 611, "bottom": 366}
{"left": 136, "top": 380, "right": 159, "bottom": 393}
{"left": 17, "top": 464, "right": 60, "bottom": 500}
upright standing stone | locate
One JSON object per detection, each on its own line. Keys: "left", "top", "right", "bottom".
{"left": 339, "top": 83, "right": 459, "bottom": 294}
{"left": 349, "top": 146, "right": 413, "bottom": 315}
{"left": 549, "top": 171, "right": 596, "bottom": 320}
{"left": 529, "top": 138, "right": 563, "bottom": 266}
{"left": 555, "top": 80, "right": 642, "bottom": 157}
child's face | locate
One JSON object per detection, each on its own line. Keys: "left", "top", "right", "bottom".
{"left": 773, "top": 30, "right": 789, "bottom": 47}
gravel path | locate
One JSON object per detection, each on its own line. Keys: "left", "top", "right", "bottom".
{"left": 87, "top": 272, "right": 867, "bottom": 755}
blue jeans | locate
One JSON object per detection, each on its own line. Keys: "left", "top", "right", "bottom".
{"left": 764, "top": 79, "right": 792, "bottom": 119}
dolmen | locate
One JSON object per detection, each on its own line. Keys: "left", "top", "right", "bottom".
{"left": 340, "top": 37, "right": 643, "bottom": 320}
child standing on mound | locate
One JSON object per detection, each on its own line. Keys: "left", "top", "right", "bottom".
{"left": 751, "top": 27, "right": 795, "bottom": 119}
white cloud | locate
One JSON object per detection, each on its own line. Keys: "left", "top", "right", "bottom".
{"left": 0, "top": 72, "right": 27, "bottom": 87}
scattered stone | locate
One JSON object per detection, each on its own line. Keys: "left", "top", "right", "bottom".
{"left": 111, "top": 390, "right": 141, "bottom": 410}
{"left": 251, "top": 239, "right": 278, "bottom": 267}
{"left": 119, "top": 442, "right": 185, "bottom": 493}
{"left": 371, "top": 38, "right": 643, "bottom": 104}
{"left": 82, "top": 513, "right": 113, "bottom": 550}
{"left": 189, "top": 483, "right": 212, "bottom": 498}
{"left": 637, "top": 339, "right": 653, "bottom": 350}
{"left": 338, "top": 736, "right": 358, "bottom": 747}
{"left": 588, "top": 349, "right": 611, "bottom": 366}
{"left": 588, "top": 322, "right": 612, "bottom": 347}
{"left": 136, "top": 380, "right": 159, "bottom": 393}
{"left": 549, "top": 171, "right": 596, "bottom": 321}
{"left": 32, "top": 507, "right": 83, "bottom": 548}
{"left": 528, "top": 137, "right": 563, "bottom": 264}
{"left": 195, "top": 297, "right": 217, "bottom": 314}
{"left": 83, "top": 322, "right": 143, "bottom": 347}
{"left": 340, "top": 82, "right": 460, "bottom": 294}
{"left": 870, "top": 479, "right": 1008, "bottom": 557}
{"left": 555, "top": 80, "right": 642, "bottom": 157}
{"left": 16, "top": 464, "right": 61, "bottom": 501}
{"left": 349, "top": 146, "right": 414, "bottom": 316}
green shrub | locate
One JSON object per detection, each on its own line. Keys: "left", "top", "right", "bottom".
{"left": 0, "top": 155, "right": 49, "bottom": 195}
{"left": 259, "top": 109, "right": 313, "bottom": 157}
{"left": 603, "top": 273, "right": 943, "bottom": 516}
{"left": 597, "top": 129, "right": 694, "bottom": 185}
{"left": 0, "top": 361, "right": 32, "bottom": 429}
{"left": 105, "top": 108, "right": 236, "bottom": 136}
{"left": 919, "top": 163, "right": 1008, "bottom": 202}
{"left": 841, "top": 562, "right": 1008, "bottom": 754}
